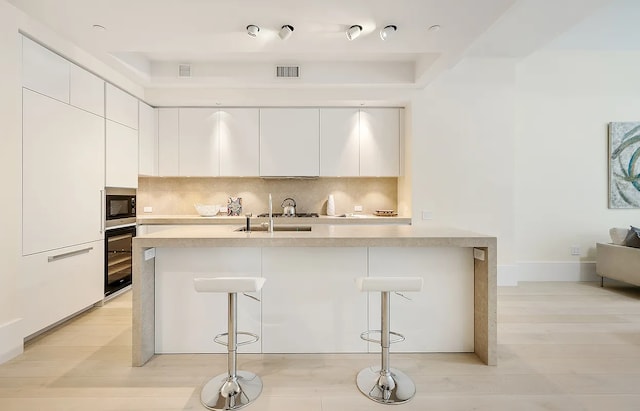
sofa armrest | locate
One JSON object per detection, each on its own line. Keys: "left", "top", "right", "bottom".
{"left": 596, "top": 242, "right": 640, "bottom": 286}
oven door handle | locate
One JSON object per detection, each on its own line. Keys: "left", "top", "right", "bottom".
{"left": 48, "top": 247, "right": 93, "bottom": 263}
{"left": 100, "top": 189, "right": 105, "bottom": 233}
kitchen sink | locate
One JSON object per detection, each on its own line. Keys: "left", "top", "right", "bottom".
{"left": 235, "top": 225, "right": 312, "bottom": 232}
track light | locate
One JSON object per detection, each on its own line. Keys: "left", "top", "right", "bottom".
{"left": 379, "top": 24, "right": 397, "bottom": 40}
{"left": 246, "top": 24, "right": 260, "bottom": 38}
{"left": 346, "top": 25, "right": 363, "bottom": 41}
{"left": 279, "top": 24, "right": 294, "bottom": 40}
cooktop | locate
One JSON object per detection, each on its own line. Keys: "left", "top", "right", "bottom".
{"left": 257, "top": 213, "right": 319, "bottom": 218}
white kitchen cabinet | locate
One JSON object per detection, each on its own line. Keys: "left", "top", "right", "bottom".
{"left": 179, "top": 108, "right": 220, "bottom": 176}
{"left": 154, "top": 247, "right": 262, "bottom": 353}
{"left": 20, "top": 240, "right": 104, "bottom": 337}
{"left": 106, "top": 83, "right": 138, "bottom": 129}
{"left": 259, "top": 108, "right": 320, "bottom": 176}
{"left": 69, "top": 63, "right": 104, "bottom": 116}
{"left": 22, "top": 89, "right": 104, "bottom": 256}
{"left": 138, "top": 102, "right": 158, "bottom": 176}
{"left": 359, "top": 108, "right": 400, "bottom": 176}
{"left": 158, "top": 108, "right": 180, "bottom": 176}
{"left": 320, "top": 108, "right": 360, "bottom": 176}
{"left": 261, "top": 247, "right": 368, "bottom": 353}
{"left": 219, "top": 108, "right": 260, "bottom": 176}
{"left": 106, "top": 120, "right": 139, "bottom": 188}
{"left": 22, "top": 36, "right": 69, "bottom": 103}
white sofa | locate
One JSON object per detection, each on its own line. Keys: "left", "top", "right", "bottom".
{"left": 596, "top": 227, "right": 640, "bottom": 286}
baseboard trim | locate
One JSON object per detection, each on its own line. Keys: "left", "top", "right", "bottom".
{"left": 0, "top": 318, "right": 23, "bottom": 365}
{"left": 498, "top": 262, "right": 598, "bottom": 286}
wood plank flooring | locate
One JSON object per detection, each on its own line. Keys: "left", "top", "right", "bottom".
{"left": 1, "top": 281, "right": 640, "bottom": 410}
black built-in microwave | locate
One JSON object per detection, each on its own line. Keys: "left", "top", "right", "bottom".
{"left": 105, "top": 187, "right": 136, "bottom": 228}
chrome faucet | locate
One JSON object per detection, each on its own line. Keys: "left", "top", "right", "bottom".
{"left": 268, "top": 193, "right": 273, "bottom": 233}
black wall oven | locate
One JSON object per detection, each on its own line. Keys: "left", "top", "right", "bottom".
{"left": 105, "top": 187, "right": 136, "bottom": 228}
{"left": 105, "top": 224, "right": 136, "bottom": 296}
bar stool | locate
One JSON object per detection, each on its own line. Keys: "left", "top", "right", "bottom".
{"left": 193, "top": 276, "right": 266, "bottom": 411}
{"left": 355, "top": 276, "right": 423, "bottom": 404}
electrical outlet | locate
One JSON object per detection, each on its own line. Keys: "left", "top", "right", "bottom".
{"left": 570, "top": 245, "right": 580, "bottom": 256}
{"left": 422, "top": 210, "right": 432, "bottom": 220}
{"left": 354, "top": 205, "right": 363, "bottom": 212}
{"left": 143, "top": 206, "right": 153, "bottom": 213}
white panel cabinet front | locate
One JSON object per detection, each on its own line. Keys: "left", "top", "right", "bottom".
{"left": 154, "top": 247, "right": 262, "bottom": 353}
{"left": 106, "top": 120, "right": 139, "bottom": 188}
{"left": 69, "top": 64, "right": 104, "bottom": 116}
{"left": 157, "top": 108, "right": 180, "bottom": 176}
{"left": 138, "top": 102, "right": 158, "bottom": 176}
{"left": 259, "top": 108, "right": 320, "bottom": 176}
{"left": 105, "top": 83, "right": 139, "bottom": 130}
{"left": 22, "top": 36, "right": 70, "bottom": 104}
{"left": 20, "top": 241, "right": 104, "bottom": 337}
{"left": 359, "top": 108, "right": 400, "bottom": 176}
{"left": 219, "top": 108, "right": 260, "bottom": 176}
{"left": 261, "top": 247, "right": 368, "bottom": 353}
{"left": 22, "top": 89, "right": 104, "bottom": 255}
{"left": 320, "top": 108, "right": 360, "bottom": 176}
{"left": 179, "top": 108, "right": 220, "bottom": 176}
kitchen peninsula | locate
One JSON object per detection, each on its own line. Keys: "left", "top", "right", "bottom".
{"left": 132, "top": 224, "right": 496, "bottom": 367}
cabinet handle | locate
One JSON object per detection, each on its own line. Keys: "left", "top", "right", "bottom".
{"left": 47, "top": 247, "right": 93, "bottom": 262}
{"left": 100, "top": 189, "right": 105, "bottom": 233}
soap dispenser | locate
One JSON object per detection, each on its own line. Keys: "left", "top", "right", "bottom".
{"left": 327, "top": 194, "right": 336, "bottom": 216}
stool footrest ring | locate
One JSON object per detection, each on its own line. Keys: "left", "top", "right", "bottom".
{"left": 213, "top": 331, "right": 260, "bottom": 347}
{"left": 360, "top": 330, "right": 405, "bottom": 344}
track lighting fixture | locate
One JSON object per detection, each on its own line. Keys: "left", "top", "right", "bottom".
{"left": 346, "top": 25, "right": 363, "bottom": 41}
{"left": 246, "top": 24, "right": 260, "bottom": 38}
{"left": 279, "top": 24, "right": 294, "bottom": 40}
{"left": 379, "top": 24, "right": 397, "bottom": 40}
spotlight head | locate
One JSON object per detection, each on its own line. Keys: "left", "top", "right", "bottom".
{"left": 346, "top": 24, "right": 363, "bottom": 41}
{"left": 279, "top": 24, "right": 294, "bottom": 40}
{"left": 246, "top": 24, "right": 260, "bottom": 38}
{"left": 380, "top": 24, "right": 397, "bottom": 40}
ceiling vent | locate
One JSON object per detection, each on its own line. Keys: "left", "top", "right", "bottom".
{"left": 276, "top": 65, "right": 300, "bottom": 78}
{"left": 178, "top": 64, "right": 191, "bottom": 77}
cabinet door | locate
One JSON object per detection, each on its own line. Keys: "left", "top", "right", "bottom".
{"left": 260, "top": 108, "right": 320, "bottom": 176}
{"left": 105, "top": 83, "right": 138, "bottom": 129}
{"left": 22, "top": 36, "right": 69, "bottom": 103}
{"left": 219, "top": 108, "right": 259, "bottom": 176}
{"left": 179, "top": 108, "right": 220, "bottom": 176}
{"left": 106, "top": 120, "right": 139, "bottom": 188}
{"left": 158, "top": 108, "right": 180, "bottom": 176}
{"left": 320, "top": 108, "right": 360, "bottom": 176}
{"left": 138, "top": 102, "right": 157, "bottom": 176}
{"left": 23, "top": 89, "right": 104, "bottom": 255}
{"left": 20, "top": 241, "right": 104, "bottom": 337}
{"left": 359, "top": 108, "right": 400, "bottom": 176}
{"left": 70, "top": 64, "right": 104, "bottom": 116}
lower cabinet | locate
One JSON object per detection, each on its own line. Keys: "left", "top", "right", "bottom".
{"left": 20, "top": 240, "right": 104, "bottom": 338}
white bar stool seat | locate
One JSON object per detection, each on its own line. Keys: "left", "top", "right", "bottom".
{"left": 355, "top": 276, "right": 423, "bottom": 405}
{"left": 194, "top": 276, "right": 266, "bottom": 411}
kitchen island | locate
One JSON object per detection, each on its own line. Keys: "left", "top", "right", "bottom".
{"left": 132, "top": 224, "right": 496, "bottom": 366}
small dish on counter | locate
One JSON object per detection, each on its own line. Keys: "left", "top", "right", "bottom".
{"left": 374, "top": 210, "right": 398, "bottom": 217}
{"left": 194, "top": 204, "right": 221, "bottom": 217}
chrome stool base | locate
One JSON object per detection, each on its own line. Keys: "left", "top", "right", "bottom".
{"left": 356, "top": 366, "right": 416, "bottom": 404}
{"left": 201, "top": 370, "right": 263, "bottom": 411}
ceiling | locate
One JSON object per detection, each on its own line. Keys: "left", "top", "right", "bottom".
{"left": 7, "top": 0, "right": 616, "bottom": 104}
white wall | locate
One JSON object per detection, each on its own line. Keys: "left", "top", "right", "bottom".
{"left": 409, "top": 58, "right": 518, "bottom": 270}
{"left": 516, "top": 50, "right": 640, "bottom": 264}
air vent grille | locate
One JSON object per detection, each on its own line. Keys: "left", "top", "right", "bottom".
{"left": 178, "top": 64, "right": 191, "bottom": 77}
{"left": 276, "top": 65, "right": 300, "bottom": 78}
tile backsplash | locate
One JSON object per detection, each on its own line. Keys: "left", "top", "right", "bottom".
{"left": 137, "top": 177, "right": 397, "bottom": 216}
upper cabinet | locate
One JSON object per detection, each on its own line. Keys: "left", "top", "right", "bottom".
{"left": 139, "top": 102, "right": 158, "bottom": 176}
{"left": 69, "top": 64, "right": 104, "bottom": 116}
{"left": 359, "top": 108, "right": 401, "bottom": 177}
{"left": 157, "top": 108, "right": 180, "bottom": 176}
{"left": 320, "top": 108, "right": 402, "bottom": 177}
{"left": 106, "top": 120, "right": 139, "bottom": 188}
{"left": 260, "top": 108, "right": 320, "bottom": 177}
{"left": 219, "top": 108, "right": 260, "bottom": 176}
{"left": 179, "top": 108, "right": 220, "bottom": 176}
{"left": 22, "top": 36, "right": 70, "bottom": 103}
{"left": 106, "top": 83, "right": 138, "bottom": 129}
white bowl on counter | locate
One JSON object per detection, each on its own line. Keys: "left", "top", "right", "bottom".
{"left": 194, "top": 204, "right": 221, "bottom": 217}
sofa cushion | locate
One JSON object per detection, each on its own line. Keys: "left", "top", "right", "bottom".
{"left": 623, "top": 226, "right": 640, "bottom": 248}
{"left": 610, "top": 227, "right": 630, "bottom": 245}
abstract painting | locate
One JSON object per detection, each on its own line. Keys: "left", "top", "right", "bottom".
{"left": 609, "top": 122, "right": 640, "bottom": 208}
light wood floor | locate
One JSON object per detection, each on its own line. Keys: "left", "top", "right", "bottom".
{"left": 1, "top": 281, "right": 640, "bottom": 410}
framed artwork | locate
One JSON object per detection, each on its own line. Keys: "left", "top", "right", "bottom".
{"left": 609, "top": 122, "right": 640, "bottom": 208}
